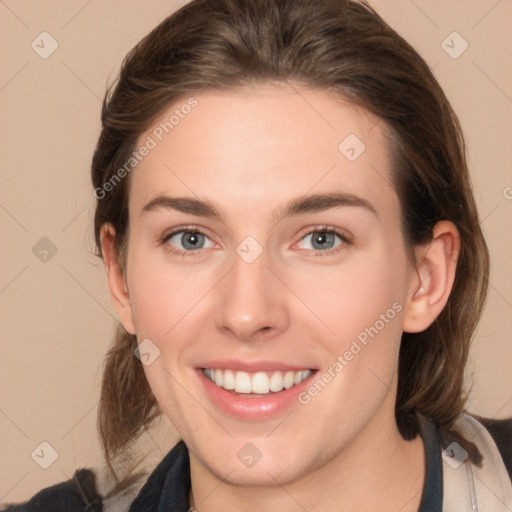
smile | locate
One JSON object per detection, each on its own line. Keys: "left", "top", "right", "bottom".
{"left": 202, "top": 368, "right": 312, "bottom": 395}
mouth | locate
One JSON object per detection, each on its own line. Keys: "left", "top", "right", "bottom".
{"left": 196, "top": 363, "right": 317, "bottom": 420}
{"left": 202, "top": 368, "right": 312, "bottom": 396}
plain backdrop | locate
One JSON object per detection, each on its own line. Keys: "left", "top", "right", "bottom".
{"left": 1, "top": 0, "right": 511, "bottom": 503}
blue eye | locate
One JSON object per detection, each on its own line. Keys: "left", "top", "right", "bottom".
{"left": 164, "top": 229, "right": 215, "bottom": 254}
{"left": 161, "top": 225, "right": 350, "bottom": 258}
{"left": 301, "top": 231, "right": 338, "bottom": 250}
{"left": 296, "top": 228, "right": 350, "bottom": 255}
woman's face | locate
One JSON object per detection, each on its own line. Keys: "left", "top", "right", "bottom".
{"left": 121, "top": 84, "right": 419, "bottom": 485}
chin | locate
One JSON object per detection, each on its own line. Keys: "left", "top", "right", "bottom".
{"left": 190, "top": 433, "right": 320, "bottom": 487}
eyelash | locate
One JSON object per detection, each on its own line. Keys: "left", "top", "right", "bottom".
{"left": 161, "top": 225, "right": 352, "bottom": 258}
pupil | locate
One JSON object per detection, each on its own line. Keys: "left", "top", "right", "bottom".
{"left": 183, "top": 232, "right": 202, "bottom": 250}
{"left": 312, "top": 232, "right": 334, "bottom": 250}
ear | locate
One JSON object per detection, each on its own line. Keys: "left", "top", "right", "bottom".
{"left": 402, "top": 220, "right": 460, "bottom": 333}
{"left": 100, "top": 223, "right": 136, "bottom": 335}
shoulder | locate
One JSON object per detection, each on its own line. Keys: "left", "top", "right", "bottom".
{"left": 440, "top": 413, "right": 512, "bottom": 511}
{"left": 0, "top": 468, "right": 103, "bottom": 512}
{"left": 450, "top": 413, "right": 512, "bottom": 480}
{"left": 473, "top": 414, "right": 512, "bottom": 479}
{"left": 0, "top": 441, "right": 189, "bottom": 512}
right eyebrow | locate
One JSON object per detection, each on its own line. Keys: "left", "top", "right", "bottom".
{"left": 141, "top": 196, "right": 223, "bottom": 219}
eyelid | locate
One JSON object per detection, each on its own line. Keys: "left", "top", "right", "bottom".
{"left": 296, "top": 224, "right": 352, "bottom": 243}
{"left": 161, "top": 225, "right": 213, "bottom": 242}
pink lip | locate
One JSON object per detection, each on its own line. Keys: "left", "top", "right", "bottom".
{"left": 196, "top": 359, "right": 313, "bottom": 372}
{"left": 196, "top": 366, "right": 316, "bottom": 421}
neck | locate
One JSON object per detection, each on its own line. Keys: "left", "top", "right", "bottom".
{"left": 188, "top": 407, "right": 426, "bottom": 512}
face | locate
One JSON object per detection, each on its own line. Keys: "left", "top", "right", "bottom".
{"left": 119, "top": 84, "right": 418, "bottom": 486}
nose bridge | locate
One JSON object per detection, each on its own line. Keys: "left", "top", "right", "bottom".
{"left": 215, "top": 242, "right": 288, "bottom": 341}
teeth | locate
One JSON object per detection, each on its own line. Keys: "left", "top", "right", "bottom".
{"left": 235, "top": 371, "right": 252, "bottom": 393}
{"left": 213, "top": 370, "right": 224, "bottom": 388}
{"left": 223, "top": 369, "right": 235, "bottom": 390}
{"left": 203, "top": 368, "right": 312, "bottom": 394}
{"left": 269, "top": 372, "right": 283, "bottom": 392}
{"left": 251, "top": 372, "right": 270, "bottom": 394}
{"left": 283, "top": 371, "right": 295, "bottom": 389}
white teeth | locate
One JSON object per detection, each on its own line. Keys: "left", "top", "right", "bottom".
{"left": 251, "top": 372, "right": 270, "bottom": 394}
{"left": 269, "top": 371, "right": 283, "bottom": 392}
{"left": 223, "top": 369, "right": 235, "bottom": 390}
{"left": 234, "top": 371, "right": 252, "bottom": 393}
{"left": 214, "top": 369, "right": 223, "bottom": 387}
{"left": 283, "top": 371, "right": 295, "bottom": 389}
{"left": 203, "top": 368, "right": 312, "bottom": 394}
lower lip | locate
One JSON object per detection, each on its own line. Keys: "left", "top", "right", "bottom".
{"left": 197, "top": 369, "right": 315, "bottom": 421}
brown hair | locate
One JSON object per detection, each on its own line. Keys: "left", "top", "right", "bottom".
{"left": 91, "top": 0, "right": 489, "bottom": 493}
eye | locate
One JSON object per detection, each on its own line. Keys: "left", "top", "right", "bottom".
{"left": 295, "top": 227, "right": 350, "bottom": 254}
{"left": 163, "top": 228, "right": 215, "bottom": 255}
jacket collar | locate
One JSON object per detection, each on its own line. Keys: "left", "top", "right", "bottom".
{"left": 442, "top": 413, "right": 512, "bottom": 511}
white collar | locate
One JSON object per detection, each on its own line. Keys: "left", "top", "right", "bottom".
{"left": 442, "top": 413, "right": 512, "bottom": 511}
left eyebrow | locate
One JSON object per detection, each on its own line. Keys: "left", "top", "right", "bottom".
{"left": 140, "top": 192, "right": 378, "bottom": 222}
{"left": 274, "top": 192, "right": 378, "bottom": 223}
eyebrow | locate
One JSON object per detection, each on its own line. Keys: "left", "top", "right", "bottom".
{"left": 141, "top": 192, "right": 378, "bottom": 222}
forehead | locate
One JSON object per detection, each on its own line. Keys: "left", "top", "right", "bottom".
{"left": 129, "top": 84, "right": 399, "bottom": 223}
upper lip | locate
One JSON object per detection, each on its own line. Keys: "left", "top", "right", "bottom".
{"left": 196, "top": 360, "right": 316, "bottom": 372}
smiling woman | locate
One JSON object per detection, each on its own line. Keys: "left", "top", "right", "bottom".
{"left": 2, "top": 0, "right": 511, "bottom": 511}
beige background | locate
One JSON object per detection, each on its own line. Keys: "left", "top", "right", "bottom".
{"left": 1, "top": 0, "right": 511, "bottom": 503}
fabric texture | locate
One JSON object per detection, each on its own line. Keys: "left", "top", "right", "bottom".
{"left": 0, "top": 468, "right": 103, "bottom": 512}
{"left": 1, "top": 413, "right": 510, "bottom": 511}
{"left": 417, "top": 415, "right": 443, "bottom": 511}
{"left": 441, "top": 414, "right": 512, "bottom": 511}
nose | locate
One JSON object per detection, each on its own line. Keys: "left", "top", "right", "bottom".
{"left": 215, "top": 246, "right": 290, "bottom": 343}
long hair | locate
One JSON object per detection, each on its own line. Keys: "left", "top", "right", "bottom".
{"left": 91, "top": 0, "right": 489, "bottom": 494}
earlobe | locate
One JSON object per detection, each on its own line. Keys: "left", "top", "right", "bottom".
{"left": 100, "top": 223, "right": 136, "bottom": 335}
{"left": 402, "top": 221, "right": 460, "bottom": 333}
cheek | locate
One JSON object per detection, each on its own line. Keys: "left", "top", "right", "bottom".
{"left": 292, "top": 260, "right": 406, "bottom": 421}
{"left": 289, "top": 247, "right": 408, "bottom": 408}
{"left": 126, "top": 249, "right": 227, "bottom": 372}
{"left": 126, "top": 249, "right": 204, "bottom": 340}
{"left": 127, "top": 228, "right": 408, "bottom": 362}
{"left": 291, "top": 250, "right": 407, "bottom": 343}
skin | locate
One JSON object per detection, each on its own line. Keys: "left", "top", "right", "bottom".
{"left": 101, "top": 83, "right": 460, "bottom": 511}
